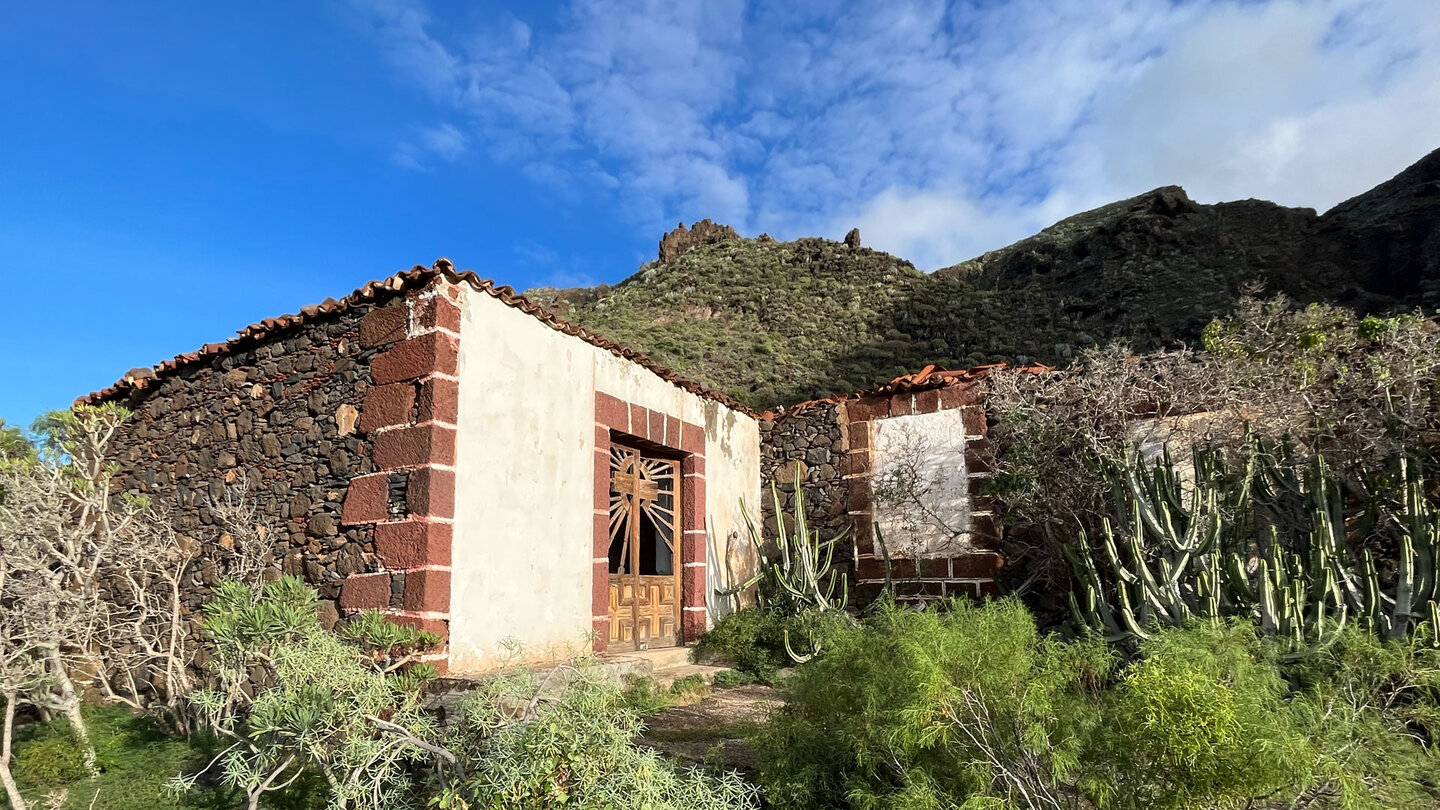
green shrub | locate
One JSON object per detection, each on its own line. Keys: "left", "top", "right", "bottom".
{"left": 441, "top": 666, "right": 757, "bottom": 810}
{"left": 1284, "top": 626, "right": 1440, "bottom": 808}
{"left": 693, "top": 609, "right": 791, "bottom": 681}
{"left": 1084, "top": 622, "right": 1312, "bottom": 809}
{"left": 177, "top": 576, "right": 445, "bottom": 810}
{"left": 710, "top": 669, "right": 757, "bottom": 688}
{"left": 756, "top": 598, "right": 1112, "bottom": 809}
{"left": 9, "top": 704, "right": 324, "bottom": 810}
{"left": 694, "top": 608, "right": 849, "bottom": 682}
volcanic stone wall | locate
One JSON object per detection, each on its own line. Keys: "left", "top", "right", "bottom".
{"left": 104, "top": 297, "right": 405, "bottom": 633}
{"left": 758, "top": 402, "right": 853, "bottom": 566}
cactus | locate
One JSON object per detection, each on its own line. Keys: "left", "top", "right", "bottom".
{"left": 720, "top": 463, "right": 850, "bottom": 615}
{"left": 1067, "top": 437, "right": 1440, "bottom": 650}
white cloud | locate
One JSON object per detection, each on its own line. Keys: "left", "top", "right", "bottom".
{"left": 348, "top": 0, "right": 1440, "bottom": 269}
{"left": 392, "top": 122, "right": 469, "bottom": 170}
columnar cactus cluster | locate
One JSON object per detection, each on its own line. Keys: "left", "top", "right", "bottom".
{"left": 1067, "top": 438, "right": 1440, "bottom": 649}
{"left": 725, "top": 464, "right": 851, "bottom": 615}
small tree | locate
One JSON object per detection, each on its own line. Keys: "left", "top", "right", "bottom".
{"left": 0, "top": 404, "right": 200, "bottom": 771}
{"left": 177, "top": 575, "right": 448, "bottom": 810}
{"left": 0, "top": 552, "right": 50, "bottom": 810}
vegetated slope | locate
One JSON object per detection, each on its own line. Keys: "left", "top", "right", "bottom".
{"left": 528, "top": 147, "right": 1440, "bottom": 410}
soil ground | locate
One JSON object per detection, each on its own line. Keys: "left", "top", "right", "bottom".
{"left": 637, "top": 684, "right": 784, "bottom": 772}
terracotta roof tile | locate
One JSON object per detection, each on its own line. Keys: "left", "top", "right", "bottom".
{"left": 763, "top": 361, "right": 1054, "bottom": 420}
{"left": 77, "top": 259, "right": 757, "bottom": 416}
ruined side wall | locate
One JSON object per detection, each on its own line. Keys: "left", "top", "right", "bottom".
{"left": 758, "top": 403, "right": 852, "bottom": 562}
{"left": 846, "top": 382, "right": 1002, "bottom": 604}
{"left": 105, "top": 300, "right": 399, "bottom": 633}
{"left": 760, "top": 381, "right": 1003, "bottom": 608}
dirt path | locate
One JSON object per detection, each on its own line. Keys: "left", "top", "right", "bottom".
{"left": 637, "top": 684, "right": 784, "bottom": 772}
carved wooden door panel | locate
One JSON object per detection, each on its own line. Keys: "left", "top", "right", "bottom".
{"left": 607, "top": 444, "right": 681, "bottom": 652}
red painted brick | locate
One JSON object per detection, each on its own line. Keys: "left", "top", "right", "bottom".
{"left": 953, "top": 553, "right": 1003, "bottom": 578}
{"left": 594, "top": 451, "right": 610, "bottom": 509}
{"left": 361, "top": 383, "right": 417, "bottom": 433}
{"left": 594, "top": 425, "right": 610, "bottom": 449}
{"left": 648, "top": 410, "right": 666, "bottom": 444}
{"left": 890, "top": 393, "right": 914, "bottom": 417}
{"left": 417, "top": 377, "right": 459, "bottom": 424}
{"left": 373, "top": 424, "right": 456, "bottom": 469}
{"left": 970, "top": 513, "right": 1003, "bottom": 549}
{"left": 960, "top": 406, "right": 987, "bottom": 437}
{"left": 406, "top": 466, "right": 456, "bottom": 518}
{"left": 681, "top": 422, "right": 705, "bottom": 454}
{"left": 682, "top": 454, "right": 705, "bottom": 477}
{"left": 341, "top": 473, "right": 389, "bottom": 525}
{"left": 939, "top": 381, "right": 982, "bottom": 409}
{"left": 848, "top": 397, "right": 890, "bottom": 422}
{"left": 683, "top": 476, "right": 706, "bottom": 532}
{"left": 846, "top": 451, "right": 872, "bottom": 477}
{"left": 628, "top": 404, "right": 648, "bottom": 438}
{"left": 389, "top": 614, "right": 449, "bottom": 641}
{"left": 682, "top": 531, "right": 705, "bottom": 564}
{"left": 857, "top": 557, "right": 914, "bottom": 580}
{"left": 372, "top": 332, "right": 459, "bottom": 385}
{"left": 915, "top": 388, "right": 941, "bottom": 414}
{"left": 965, "top": 439, "right": 996, "bottom": 475}
{"left": 375, "top": 521, "right": 452, "bottom": 569}
{"left": 591, "top": 618, "right": 610, "bottom": 654}
{"left": 339, "top": 573, "right": 391, "bottom": 611}
{"left": 846, "top": 421, "right": 871, "bottom": 450}
{"left": 594, "top": 512, "right": 611, "bottom": 558}
{"left": 682, "top": 565, "right": 707, "bottom": 606}
{"left": 919, "top": 557, "right": 953, "bottom": 578}
{"left": 664, "top": 415, "right": 680, "bottom": 447}
{"left": 415, "top": 295, "right": 461, "bottom": 333}
{"left": 592, "top": 561, "right": 610, "bottom": 615}
{"left": 847, "top": 479, "right": 872, "bottom": 512}
{"left": 359, "top": 304, "right": 407, "bottom": 348}
{"left": 595, "top": 392, "right": 629, "bottom": 429}
{"left": 402, "top": 569, "right": 451, "bottom": 613}
{"left": 682, "top": 608, "right": 707, "bottom": 642}
{"left": 851, "top": 512, "right": 874, "bottom": 541}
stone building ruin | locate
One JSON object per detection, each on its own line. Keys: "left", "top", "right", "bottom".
{"left": 83, "top": 260, "right": 1021, "bottom": 673}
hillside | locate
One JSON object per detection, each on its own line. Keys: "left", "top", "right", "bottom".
{"left": 528, "top": 147, "right": 1440, "bottom": 409}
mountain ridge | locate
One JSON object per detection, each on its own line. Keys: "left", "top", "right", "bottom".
{"left": 527, "top": 147, "right": 1440, "bottom": 409}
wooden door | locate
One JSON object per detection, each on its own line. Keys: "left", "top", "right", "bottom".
{"left": 607, "top": 444, "right": 681, "bottom": 652}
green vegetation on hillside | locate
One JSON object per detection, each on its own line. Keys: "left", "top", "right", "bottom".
{"left": 528, "top": 148, "right": 1440, "bottom": 409}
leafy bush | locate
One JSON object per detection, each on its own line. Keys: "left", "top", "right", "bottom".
{"left": 1285, "top": 626, "right": 1440, "bottom": 808}
{"left": 756, "top": 598, "right": 1112, "bottom": 809}
{"left": 988, "top": 296, "right": 1440, "bottom": 590}
{"left": 756, "top": 598, "right": 1440, "bottom": 809}
{"left": 177, "top": 576, "right": 445, "bottom": 810}
{"left": 1083, "top": 622, "right": 1311, "bottom": 809}
{"left": 693, "top": 609, "right": 791, "bottom": 682}
{"left": 439, "top": 665, "right": 757, "bottom": 810}
{"left": 710, "top": 669, "right": 757, "bottom": 688}
{"left": 694, "top": 608, "right": 850, "bottom": 682}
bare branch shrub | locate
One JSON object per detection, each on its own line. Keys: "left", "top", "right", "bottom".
{"left": 0, "top": 404, "right": 208, "bottom": 765}
{"left": 207, "top": 479, "right": 278, "bottom": 588}
{"left": 986, "top": 295, "right": 1440, "bottom": 590}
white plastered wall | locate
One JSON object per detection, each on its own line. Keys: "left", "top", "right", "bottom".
{"left": 448, "top": 292, "right": 760, "bottom": 674}
{"left": 872, "top": 409, "right": 972, "bottom": 556}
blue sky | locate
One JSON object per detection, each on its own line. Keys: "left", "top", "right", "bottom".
{"left": 2, "top": 0, "right": 1437, "bottom": 430}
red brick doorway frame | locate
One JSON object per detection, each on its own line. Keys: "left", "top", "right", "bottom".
{"left": 592, "top": 392, "right": 707, "bottom": 654}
